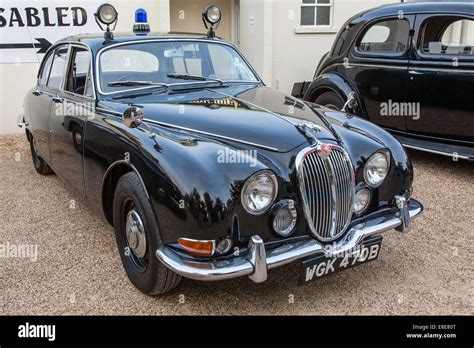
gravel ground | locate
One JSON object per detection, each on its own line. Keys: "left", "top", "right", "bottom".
{"left": 0, "top": 134, "right": 473, "bottom": 315}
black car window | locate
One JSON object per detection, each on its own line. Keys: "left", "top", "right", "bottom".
{"left": 38, "top": 52, "right": 54, "bottom": 87}
{"left": 358, "top": 19, "right": 410, "bottom": 54}
{"left": 65, "top": 47, "right": 92, "bottom": 96}
{"left": 422, "top": 17, "right": 474, "bottom": 56}
{"left": 47, "top": 46, "right": 69, "bottom": 90}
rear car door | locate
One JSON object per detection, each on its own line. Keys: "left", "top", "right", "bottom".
{"left": 49, "top": 44, "right": 94, "bottom": 197}
{"left": 345, "top": 16, "right": 415, "bottom": 131}
{"left": 406, "top": 14, "right": 474, "bottom": 145}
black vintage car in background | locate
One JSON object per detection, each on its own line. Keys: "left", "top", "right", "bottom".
{"left": 293, "top": 2, "right": 474, "bottom": 160}
{"left": 18, "top": 4, "right": 422, "bottom": 295}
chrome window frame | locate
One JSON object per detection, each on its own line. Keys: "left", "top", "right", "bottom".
{"left": 95, "top": 38, "right": 264, "bottom": 96}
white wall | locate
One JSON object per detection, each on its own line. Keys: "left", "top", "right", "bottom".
{"left": 239, "top": 0, "right": 398, "bottom": 93}
{"left": 0, "top": 0, "right": 170, "bottom": 134}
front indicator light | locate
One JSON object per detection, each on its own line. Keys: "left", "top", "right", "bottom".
{"left": 178, "top": 238, "right": 215, "bottom": 256}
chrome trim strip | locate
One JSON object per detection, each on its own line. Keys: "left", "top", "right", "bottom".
{"left": 402, "top": 143, "right": 471, "bottom": 160}
{"left": 156, "top": 199, "right": 423, "bottom": 282}
{"left": 143, "top": 118, "right": 280, "bottom": 152}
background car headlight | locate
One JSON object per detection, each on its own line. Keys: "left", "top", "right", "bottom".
{"left": 364, "top": 150, "right": 390, "bottom": 187}
{"left": 241, "top": 170, "right": 278, "bottom": 215}
{"left": 353, "top": 188, "right": 371, "bottom": 215}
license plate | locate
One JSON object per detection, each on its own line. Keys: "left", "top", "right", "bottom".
{"left": 298, "top": 236, "right": 383, "bottom": 285}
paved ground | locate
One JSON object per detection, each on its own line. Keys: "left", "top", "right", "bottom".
{"left": 0, "top": 134, "right": 472, "bottom": 315}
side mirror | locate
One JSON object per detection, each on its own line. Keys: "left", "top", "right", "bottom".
{"left": 122, "top": 106, "right": 157, "bottom": 139}
{"left": 123, "top": 106, "right": 144, "bottom": 128}
{"left": 341, "top": 92, "right": 356, "bottom": 113}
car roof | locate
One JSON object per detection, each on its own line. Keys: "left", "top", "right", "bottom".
{"left": 56, "top": 32, "right": 223, "bottom": 52}
{"left": 357, "top": 2, "right": 474, "bottom": 20}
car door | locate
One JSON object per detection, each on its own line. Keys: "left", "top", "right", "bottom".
{"left": 29, "top": 48, "right": 58, "bottom": 164}
{"left": 49, "top": 44, "right": 94, "bottom": 197}
{"left": 345, "top": 16, "right": 415, "bottom": 131}
{"left": 406, "top": 14, "right": 474, "bottom": 144}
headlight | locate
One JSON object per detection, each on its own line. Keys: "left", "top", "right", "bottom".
{"left": 353, "top": 188, "right": 371, "bottom": 215}
{"left": 364, "top": 150, "right": 390, "bottom": 188}
{"left": 241, "top": 170, "right": 278, "bottom": 215}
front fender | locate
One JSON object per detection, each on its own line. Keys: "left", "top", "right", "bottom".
{"left": 304, "top": 73, "right": 367, "bottom": 118}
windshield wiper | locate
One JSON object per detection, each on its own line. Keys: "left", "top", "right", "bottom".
{"left": 166, "top": 74, "right": 224, "bottom": 85}
{"left": 108, "top": 80, "right": 170, "bottom": 88}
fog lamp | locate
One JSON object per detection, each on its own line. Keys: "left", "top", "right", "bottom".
{"left": 272, "top": 200, "right": 297, "bottom": 237}
{"left": 353, "top": 188, "right": 371, "bottom": 215}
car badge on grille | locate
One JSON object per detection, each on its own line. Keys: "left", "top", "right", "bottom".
{"left": 318, "top": 143, "right": 332, "bottom": 159}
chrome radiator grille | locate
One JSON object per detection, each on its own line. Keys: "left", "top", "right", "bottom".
{"left": 296, "top": 145, "right": 355, "bottom": 241}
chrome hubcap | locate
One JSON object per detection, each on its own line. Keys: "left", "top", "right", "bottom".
{"left": 125, "top": 209, "right": 147, "bottom": 258}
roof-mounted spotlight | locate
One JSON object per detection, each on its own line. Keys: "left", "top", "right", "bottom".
{"left": 95, "top": 3, "right": 118, "bottom": 41}
{"left": 202, "top": 5, "right": 222, "bottom": 39}
{"left": 133, "top": 8, "right": 150, "bottom": 36}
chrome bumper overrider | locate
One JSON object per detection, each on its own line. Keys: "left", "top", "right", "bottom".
{"left": 156, "top": 196, "right": 423, "bottom": 283}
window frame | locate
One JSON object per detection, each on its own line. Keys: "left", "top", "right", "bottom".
{"left": 64, "top": 43, "right": 96, "bottom": 100}
{"left": 417, "top": 14, "right": 474, "bottom": 61}
{"left": 353, "top": 17, "right": 412, "bottom": 58}
{"left": 300, "top": 0, "right": 334, "bottom": 28}
{"left": 45, "top": 44, "right": 71, "bottom": 91}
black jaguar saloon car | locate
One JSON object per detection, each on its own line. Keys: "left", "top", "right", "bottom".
{"left": 293, "top": 2, "right": 474, "bottom": 161}
{"left": 18, "top": 4, "right": 422, "bottom": 295}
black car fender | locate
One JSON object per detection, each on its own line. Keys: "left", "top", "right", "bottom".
{"left": 303, "top": 73, "right": 367, "bottom": 118}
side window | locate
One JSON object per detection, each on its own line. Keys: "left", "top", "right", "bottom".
{"left": 66, "top": 47, "right": 92, "bottom": 96}
{"left": 38, "top": 53, "right": 54, "bottom": 86}
{"left": 47, "top": 46, "right": 69, "bottom": 90}
{"left": 422, "top": 17, "right": 474, "bottom": 55}
{"left": 358, "top": 19, "right": 410, "bottom": 54}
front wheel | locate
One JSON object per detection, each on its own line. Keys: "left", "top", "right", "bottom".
{"left": 113, "top": 172, "right": 181, "bottom": 295}
{"left": 314, "top": 91, "right": 345, "bottom": 111}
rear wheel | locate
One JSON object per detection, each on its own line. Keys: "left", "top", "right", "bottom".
{"left": 29, "top": 134, "right": 53, "bottom": 175}
{"left": 314, "top": 91, "right": 345, "bottom": 111}
{"left": 113, "top": 172, "right": 181, "bottom": 295}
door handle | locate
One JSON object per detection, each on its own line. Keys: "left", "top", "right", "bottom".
{"left": 32, "top": 91, "right": 42, "bottom": 96}
{"left": 408, "top": 70, "right": 423, "bottom": 75}
{"left": 52, "top": 97, "right": 64, "bottom": 103}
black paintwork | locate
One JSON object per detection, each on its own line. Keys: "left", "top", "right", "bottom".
{"left": 23, "top": 32, "right": 414, "bottom": 252}
{"left": 293, "top": 2, "right": 474, "bottom": 158}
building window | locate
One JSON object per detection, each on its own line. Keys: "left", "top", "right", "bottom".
{"left": 300, "top": 0, "right": 332, "bottom": 27}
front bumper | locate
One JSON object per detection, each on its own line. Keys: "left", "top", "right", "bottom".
{"left": 156, "top": 196, "right": 423, "bottom": 283}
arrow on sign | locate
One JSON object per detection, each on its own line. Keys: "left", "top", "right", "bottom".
{"left": 0, "top": 38, "right": 52, "bottom": 54}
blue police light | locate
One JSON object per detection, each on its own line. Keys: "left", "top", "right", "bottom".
{"left": 133, "top": 8, "right": 150, "bottom": 36}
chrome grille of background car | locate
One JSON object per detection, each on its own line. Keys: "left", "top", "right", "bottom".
{"left": 297, "top": 146, "right": 355, "bottom": 241}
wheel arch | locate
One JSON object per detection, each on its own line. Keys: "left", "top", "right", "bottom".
{"left": 101, "top": 160, "right": 151, "bottom": 226}
{"left": 304, "top": 73, "right": 367, "bottom": 118}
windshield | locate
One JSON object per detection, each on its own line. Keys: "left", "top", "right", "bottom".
{"left": 98, "top": 41, "right": 259, "bottom": 93}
